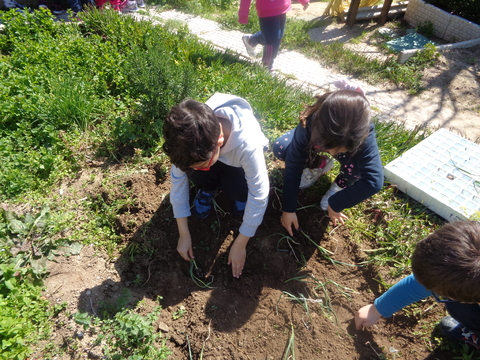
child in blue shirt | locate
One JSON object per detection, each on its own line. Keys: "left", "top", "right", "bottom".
{"left": 274, "top": 86, "right": 383, "bottom": 234}
{"left": 356, "top": 220, "right": 480, "bottom": 351}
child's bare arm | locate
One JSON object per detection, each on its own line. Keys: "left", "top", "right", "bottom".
{"left": 176, "top": 217, "right": 194, "bottom": 261}
{"left": 355, "top": 304, "right": 382, "bottom": 330}
{"left": 281, "top": 211, "right": 299, "bottom": 236}
{"left": 228, "top": 233, "right": 250, "bottom": 278}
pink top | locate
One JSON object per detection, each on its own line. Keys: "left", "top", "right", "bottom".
{"left": 238, "top": 0, "right": 309, "bottom": 24}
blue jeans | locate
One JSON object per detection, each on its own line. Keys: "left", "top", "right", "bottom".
{"left": 445, "top": 302, "right": 480, "bottom": 335}
{"left": 189, "top": 161, "right": 248, "bottom": 202}
{"left": 67, "top": 0, "right": 95, "bottom": 14}
{"left": 249, "top": 13, "right": 286, "bottom": 70}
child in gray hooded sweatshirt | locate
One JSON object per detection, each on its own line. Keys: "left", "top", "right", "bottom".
{"left": 163, "top": 93, "right": 269, "bottom": 279}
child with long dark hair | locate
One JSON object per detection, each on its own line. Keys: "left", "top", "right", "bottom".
{"left": 273, "top": 86, "right": 383, "bottom": 234}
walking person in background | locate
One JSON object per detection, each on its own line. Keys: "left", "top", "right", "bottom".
{"left": 95, "top": 0, "right": 145, "bottom": 13}
{"left": 239, "top": 0, "right": 309, "bottom": 71}
{"left": 273, "top": 80, "right": 383, "bottom": 234}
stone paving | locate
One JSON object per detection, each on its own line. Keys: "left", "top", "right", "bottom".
{"left": 143, "top": 8, "right": 480, "bottom": 141}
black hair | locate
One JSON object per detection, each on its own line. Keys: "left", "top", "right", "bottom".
{"left": 162, "top": 99, "right": 221, "bottom": 172}
{"left": 300, "top": 90, "right": 371, "bottom": 159}
{"left": 411, "top": 220, "right": 480, "bottom": 303}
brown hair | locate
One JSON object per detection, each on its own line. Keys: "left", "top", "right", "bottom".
{"left": 162, "top": 99, "right": 221, "bottom": 172}
{"left": 411, "top": 220, "right": 480, "bottom": 303}
{"left": 300, "top": 90, "right": 371, "bottom": 158}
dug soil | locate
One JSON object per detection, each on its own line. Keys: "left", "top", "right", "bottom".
{"left": 43, "top": 159, "right": 459, "bottom": 360}
{"left": 40, "top": 3, "right": 479, "bottom": 359}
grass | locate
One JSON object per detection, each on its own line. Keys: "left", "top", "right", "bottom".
{"left": 156, "top": 0, "right": 441, "bottom": 94}
{"left": 0, "top": 4, "right": 461, "bottom": 359}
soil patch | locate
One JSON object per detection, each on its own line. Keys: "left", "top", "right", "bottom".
{"left": 42, "top": 162, "right": 457, "bottom": 359}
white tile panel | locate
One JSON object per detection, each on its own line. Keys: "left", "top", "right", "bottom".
{"left": 384, "top": 129, "right": 480, "bottom": 221}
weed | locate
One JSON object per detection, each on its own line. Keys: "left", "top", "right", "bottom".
{"left": 282, "top": 323, "right": 296, "bottom": 360}
{"left": 172, "top": 307, "right": 186, "bottom": 320}
{"left": 416, "top": 20, "right": 435, "bottom": 38}
{"left": 189, "top": 260, "right": 215, "bottom": 289}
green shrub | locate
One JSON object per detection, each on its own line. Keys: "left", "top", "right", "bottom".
{"left": 425, "top": 0, "right": 480, "bottom": 25}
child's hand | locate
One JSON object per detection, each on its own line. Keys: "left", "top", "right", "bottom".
{"left": 177, "top": 236, "right": 194, "bottom": 261}
{"left": 355, "top": 304, "right": 382, "bottom": 330}
{"left": 327, "top": 205, "right": 349, "bottom": 226}
{"left": 228, "top": 234, "right": 249, "bottom": 278}
{"left": 281, "top": 211, "right": 299, "bottom": 237}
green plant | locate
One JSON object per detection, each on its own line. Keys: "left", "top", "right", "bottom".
{"left": 74, "top": 305, "right": 171, "bottom": 359}
{"left": 0, "top": 264, "right": 52, "bottom": 359}
{"left": 172, "top": 307, "right": 186, "bottom": 320}
{"left": 189, "top": 260, "right": 215, "bottom": 288}
{"left": 416, "top": 20, "right": 435, "bottom": 38}
{"left": 282, "top": 324, "right": 296, "bottom": 360}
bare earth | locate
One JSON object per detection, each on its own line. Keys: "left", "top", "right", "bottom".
{"left": 38, "top": 3, "right": 479, "bottom": 360}
{"left": 42, "top": 161, "right": 454, "bottom": 360}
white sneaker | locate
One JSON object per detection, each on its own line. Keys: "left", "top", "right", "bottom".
{"left": 299, "top": 157, "right": 334, "bottom": 189}
{"left": 320, "top": 182, "right": 343, "bottom": 211}
{"left": 242, "top": 34, "right": 256, "bottom": 57}
{"left": 121, "top": 0, "right": 138, "bottom": 12}
{"left": 136, "top": 0, "right": 145, "bottom": 7}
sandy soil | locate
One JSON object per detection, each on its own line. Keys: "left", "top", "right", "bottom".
{"left": 39, "top": 161, "right": 458, "bottom": 359}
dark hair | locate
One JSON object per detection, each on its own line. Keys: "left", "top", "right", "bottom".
{"left": 411, "top": 220, "right": 480, "bottom": 303}
{"left": 300, "top": 90, "right": 371, "bottom": 158}
{"left": 162, "top": 99, "right": 221, "bottom": 172}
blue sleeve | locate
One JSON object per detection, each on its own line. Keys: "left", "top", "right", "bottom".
{"left": 282, "top": 121, "right": 311, "bottom": 213}
{"left": 374, "top": 274, "right": 433, "bottom": 318}
{"left": 329, "top": 123, "right": 384, "bottom": 212}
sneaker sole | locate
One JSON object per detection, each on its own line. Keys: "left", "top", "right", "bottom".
{"left": 242, "top": 35, "right": 256, "bottom": 57}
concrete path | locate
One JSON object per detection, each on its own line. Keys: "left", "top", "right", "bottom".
{"left": 143, "top": 7, "right": 480, "bottom": 142}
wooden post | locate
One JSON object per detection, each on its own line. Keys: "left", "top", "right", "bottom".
{"left": 346, "top": 0, "right": 361, "bottom": 27}
{"left": 378, "top": 0, "right": 394, "bottom": 25}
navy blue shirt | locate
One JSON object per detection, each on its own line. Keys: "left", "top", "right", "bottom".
{"left": 282, "top": 118, "right": 384, "bottom": 213}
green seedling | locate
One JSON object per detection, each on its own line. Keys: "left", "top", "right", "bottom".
{"left": 301, "top": 230, "right": 358, "bottom": 267}
{"left": 189, "top": 260, "right": 215, "bottom": 289}
{"left": 172, "top": 307, "right": 186, "bottom": 320}
{"left": 282, "top": 323, "right": 296, "bottom": 360}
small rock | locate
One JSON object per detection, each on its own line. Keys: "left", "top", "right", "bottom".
{"left": 87, "top": 350, "right": 102, "bottom": 359}
{"left": 110, "top": 285, "right": 119, "bottom": 292}
{"left": 157, "top": 321, "right": 170, "bottom": 333}
{"left": 170, "top": 333, "right": 185, "bottom": 346}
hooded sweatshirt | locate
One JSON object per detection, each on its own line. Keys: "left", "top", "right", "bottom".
{"left": 238, "top": 0, "right": 310, "bottom": 24}
{"left": 169, "top": 93, "right": 269, "bottom": 237}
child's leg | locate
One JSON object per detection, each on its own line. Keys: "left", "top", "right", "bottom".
{"left": 217, "top": 162, "right": 248, "bottom": 202}
{"left": 51, "top": 0, "right": 65, "bottom": 13}
{"left": 445, "top": 302, "right": 480, "bottom": 335}
{"left": 255, "top": 13, "right": 286, "bottom": 69}
{"left": 273, "top": 129, "right": 295, "bottom": 161}
{"left": 442, "top": 302, "right": 480, "bottom": 350}
{"left": 189, "top": 166, "right": 221, "bottom": 193}
{"left": 66, "top": 0, "right": 83, "bottom": 13}
{"left": 333, "top": 153, "right": 362, "bottom": 188}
